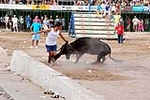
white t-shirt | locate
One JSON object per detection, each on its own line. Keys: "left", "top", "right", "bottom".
{"left": 5, "top": 16, "right": 9, "bottom": 22}
{"left": 132, "top": 18, "right": 139, "bottom": 25}
{"left": 12, "top": 17, "right": 18, "bottom": 24}
{"left": 45, "top": 28, "right": 60, "bottom": 46}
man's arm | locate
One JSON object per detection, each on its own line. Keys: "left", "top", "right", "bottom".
{"left": 31, "top": 28, "right": 51, "bottom": 35}
{"left": 38, "top": 28, "right": 51, "bottom": 33}
{"left": 59, "top": 32, "right": 67, "bottom": 42}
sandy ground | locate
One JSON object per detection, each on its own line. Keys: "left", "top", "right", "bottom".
{"left": 1, "top": 31, "right": 150, "bottom": 100}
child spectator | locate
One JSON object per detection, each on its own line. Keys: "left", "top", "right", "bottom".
{"left": 138, "top": 19, "right": 144, "bottom": 32}
{"left": 115, "top": 22, "right": 124, "bottom": 45}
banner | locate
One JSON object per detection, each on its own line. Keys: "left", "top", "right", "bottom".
{"left": 123, "top": 6, "right": 132, "bottom": 12}
{"left": 32, "top": 5, "right": 49, "bottom": 10}
{"left": 132, "top": 5, "right": 150, "bottom": 12}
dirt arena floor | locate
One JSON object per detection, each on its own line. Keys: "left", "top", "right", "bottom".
{"left": 1, "top": 31, "right": 150, "bottom": 100}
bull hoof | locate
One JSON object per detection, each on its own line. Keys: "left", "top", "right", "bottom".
{"left": 99, "top": 58, "right": 106, "bottom": 63}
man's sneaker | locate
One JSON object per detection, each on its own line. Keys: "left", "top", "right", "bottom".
{"left": 48, "top": 63, "right": 53, "bottom": 67}
{"left": 35, "top": 46, "right": 38, "bottom": 49}
{"left": 30, "top": 46, "right": 34, "bottom": 48}
{"left": 6, "top": 67, "right": 11, "bottom": 71}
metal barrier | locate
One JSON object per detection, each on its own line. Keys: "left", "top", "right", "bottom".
{"left": 121, "top": 12, "right": 150, "bottom": 32}
{"left": 0, "top": 9, "right": 71, "bottom": 31}
{"left": 0, "top": 7, "right": 150, "bottom": 32}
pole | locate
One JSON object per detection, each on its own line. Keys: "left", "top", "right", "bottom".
{"left": 88, "top": 0, "right": 91, "bottom": 14}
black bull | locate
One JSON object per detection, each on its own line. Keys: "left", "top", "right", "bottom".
{"left": 54, "top": 37, "right": 117, "bottom": 63}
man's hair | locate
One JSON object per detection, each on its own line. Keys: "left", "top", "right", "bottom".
{"left": 54, "top": 22, "right": 62, "bottom": 27}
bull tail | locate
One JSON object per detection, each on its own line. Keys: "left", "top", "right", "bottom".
{"left": 109, "top": 53, "right": 116, "bottom": 61}
{"left": 106, "top": 44, "right": 123, "bottom": 63}
{"left": 108, "top": 52, "right": 123, "bottom": 63}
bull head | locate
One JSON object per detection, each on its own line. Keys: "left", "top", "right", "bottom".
{"left": 55, "top": 42, "right": 75, "bottom": 60}
{"left": 64, "top": 42, "right": 75, "bottom": 60}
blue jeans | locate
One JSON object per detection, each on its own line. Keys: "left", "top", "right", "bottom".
{"left": 118, "top": 34, "right": 123, "bottom": 44}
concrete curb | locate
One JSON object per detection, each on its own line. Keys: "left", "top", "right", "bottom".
{"left": 10, "top": 50, "right": 105, "bottom": 100}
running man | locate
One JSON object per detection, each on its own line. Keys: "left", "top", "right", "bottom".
{"left": 33, "top": 22, "right": 67, "bottom": 65}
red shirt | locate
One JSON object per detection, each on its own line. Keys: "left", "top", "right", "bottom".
{"left": 115, "top": 25, "right": 124, "bottom": 35}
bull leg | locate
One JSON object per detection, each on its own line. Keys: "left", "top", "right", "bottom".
{"left": 75, "top": 53, "right": 83, "bottom": 63}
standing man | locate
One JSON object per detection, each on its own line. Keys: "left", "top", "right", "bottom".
{"left": 132, "top": 16, "right": 139, "bottom": 32}
{"left": 115, "top": 22, "right": 124, "bottom": 45}
{"left": 19, "top": 15, "right": 24, "bottom": 32}
{"left": 96, "top": 2, "right": 102, "bottom": 18}
{"left": 12, "top": 15, "right": 18, "bottom": 32}
{"left": 126, "top": 16, "right": 131, "bottom": 32}
{"left": 4, "top": 14, "right": 9, "bottom": 29}
{"left": 49, "top": 15, "right": 54, "bottom": 27}
{"left": 114, "top": 12, "right": 121, "bottom": 27}
{"left": 54, "top": 15, "right": 60, "bottom": 25}
{"left": 43, "top": 17, "right": 50, "bottom": 38}
{"left": 30, "top": 21, "right": 42, "bottom": 48}
{"left": 25, "top": 15, "right": 31, "bottom": 32}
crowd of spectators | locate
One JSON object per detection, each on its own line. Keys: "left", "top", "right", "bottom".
{"left": 0, "top": 0, "right": 150, "bottom": 32}
{"left": 0, "top": 0, "right": 149, "bottom": 7}
{"left": 0, "top": 14, "right": 66, "bottom": 32}
{"left": 0, "top": 0, "right": 56, "bottom": 5}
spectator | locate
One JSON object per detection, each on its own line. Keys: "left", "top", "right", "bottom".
{"left": 132, "top": 16, "right": 140, "bottom": 32}
{"left": 43, "top": 17, "right": 50, "bottom": 28}
{"left": 47, "top": 0, "right": 54, "bottom": 5}
{"left": 148, "top": 19, "right": 150, "bottom": 32}
{"left": 41, "top": 16, "right": 44, "bottom": 24}
{"left": 145, "top": 18, "right": 149, "bottom": 31}
{"left": 104, "top": 2, "right": 111, "bottom": 16}
{"left": 101, "top": 1, "right": 106, "bottom": 15}
{"left": 54, "top": 15, "right": 60, "bottom": 25}
{"left": 126, "top": 16, "right": 131, "bottom": 32}
{"left": 60, "top": 17, "right": 65, "bottom": 31}
{"left": 110, "top": 3, "right": 116, "bottom": 13}
{"left": 96, "top": 2, "right": 102, "bottom": 15}
{"left": 12, "top": 15, "right": 18, "bottom": 32}
{"left": 4, "top": 14, "right": 9, "bottom": 29}
{"left": 43, "top": 17, "right": 50, "bottom": 38}
{"left": 138, "top": 19, "right": 144, "bottom": 32}
{"left": 130, "top": 1, "right": 135, "bottom": 6}
{"left": 8, "top": 17, "right": 13, "bottom": 31}
{"left": 19, "top": 15, "right": 24, "bottom": 31}
{"left": 30, "top": 21, "right": 42, "bottom": 48}
{"left": 0, "top": 16, "right": 5, "bottom": 29}
{"left": 114, "top": 12, "right": 121, "bottom": 27}
{"left": 115, "top": 21, "right": 124, "bottom": 45}
{"left": 77, "top": 0, "right": 85, "bottom": 5}
{"left": 49, "top": 15, "right": 54, "bottom": 27}
{"left": 33, "top": 16, "right": 41, "bottom": 23}
{"left": 115, "top": 2, "right": 121, "bottom": 13}
{"left": 27, "top": 0, "right": 32, "bottom": 4}
{"left": 25, "top": 15, "right": 31, "bottom": 32}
